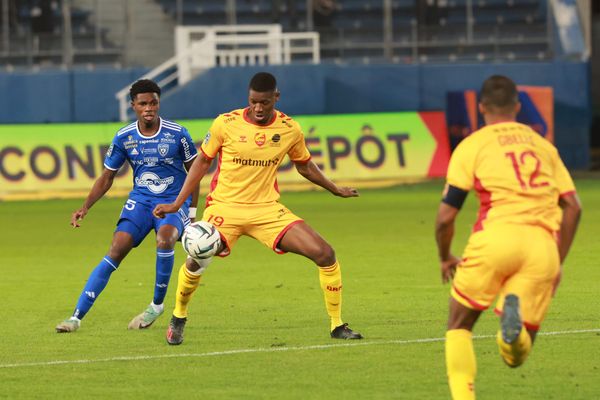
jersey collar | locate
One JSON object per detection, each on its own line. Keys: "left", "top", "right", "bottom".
{"left": 136, "top": 117, "right": 163, "bottom": 138}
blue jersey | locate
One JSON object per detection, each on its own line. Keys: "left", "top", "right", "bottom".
{"left": 104, "top": 118, "right": 198, "bottom": 205}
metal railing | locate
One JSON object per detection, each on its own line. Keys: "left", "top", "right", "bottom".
{"left": 115, "top": 24, "right": 319, "bottom": 121}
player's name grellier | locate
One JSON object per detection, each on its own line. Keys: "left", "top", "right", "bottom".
{"left": 232, "top": 156, "right": 280, "bottom": 167}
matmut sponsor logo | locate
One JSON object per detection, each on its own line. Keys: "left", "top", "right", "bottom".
{"left": 232, "top": 157, "right": 279, "bottom": 167}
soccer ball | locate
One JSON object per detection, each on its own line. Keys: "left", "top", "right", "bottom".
{"left": 181, "top": 221, "right": 221, "bottom": 260}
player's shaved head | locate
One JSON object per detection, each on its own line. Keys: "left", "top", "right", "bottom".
{"left": 130, "top": 79, "right": 161, "bottom": 101}
{"left": 249, "top": 72, "right": 277, "bottom": 93}
{"left": 479, "top": 75, "right": 519, "bottom": 113}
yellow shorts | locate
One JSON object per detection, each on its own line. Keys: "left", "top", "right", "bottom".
{"left": 451, "top": 224, "right": 560, "bottom": 331}
{"left": 202, "top": 201, "right": 303, "bottom": 257}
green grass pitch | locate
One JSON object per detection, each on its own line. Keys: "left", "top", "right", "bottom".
{"left": 1, "top": 180, "right": 599, "bottom": 399}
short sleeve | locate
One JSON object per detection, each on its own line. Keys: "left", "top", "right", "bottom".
{"left": 180, "top": 127, "right": 198, "bottom": 162}
{"left": 200, "top": 117, "right": 224, "bottom": 159}
{"left": 446, "top": 140, "right": 475, "bottom": 191}
{"left": 288, "top": 123, "right": 311, "bottom": 163}
{"left": 104, "top": 135, "right": 127, "bottom": 171}
{"left": 553, "top": 150, "right": 576, "bottom": 196}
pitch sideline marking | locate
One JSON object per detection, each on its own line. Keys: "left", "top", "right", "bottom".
{"left": 1, "top": 328, "right": 598, "bottom": 369}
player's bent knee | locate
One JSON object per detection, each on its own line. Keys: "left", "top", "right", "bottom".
{"left": 156, "top": 237, "right": 177, "bottom": 249}
{"left": 186, "top": 256, "right": 212, "bottom": 274}
{"left": 314, "top": 246, "right": 336, "bottom": 267}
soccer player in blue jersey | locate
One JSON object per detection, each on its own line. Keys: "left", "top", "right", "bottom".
{"left": 55, "top": 79, "right": 199, "bottom": 333}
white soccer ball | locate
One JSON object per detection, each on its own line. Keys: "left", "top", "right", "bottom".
{"left": 181, "top": 221, "right": 221, "bottom": 260}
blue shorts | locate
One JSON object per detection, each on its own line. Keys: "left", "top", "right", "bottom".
{"left": 115, "top": 198, "right": 190, "bottom": 247}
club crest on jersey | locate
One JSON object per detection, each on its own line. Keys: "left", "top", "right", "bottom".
{"left": 254, "top": 132, "right": 266, "bottom": 147}
{"left": 158, "top": 144, "right": 169, "bottom": 156}
{"left": 239, "top": 135, "right": 247, "bottom": 143}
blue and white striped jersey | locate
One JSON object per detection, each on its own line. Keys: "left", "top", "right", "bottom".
{"left": 105, "top": 118, "right": 198, "bottom": 204}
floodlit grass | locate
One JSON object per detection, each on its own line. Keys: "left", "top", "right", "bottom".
{"left": 1, "top": 180, "right": 598, "bottom": 399}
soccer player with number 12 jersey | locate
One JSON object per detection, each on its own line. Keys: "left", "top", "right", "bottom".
{"left": 435, "top": 75, "right": 581, "bottom": 400}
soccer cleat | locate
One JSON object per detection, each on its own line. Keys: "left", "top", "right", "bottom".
{"left": 501, "top": 294, "right": 523, "bottom": 344}
{"left": 330, "top": 323, "right": 363, "bottom": 340}
{"left": 55, "top": 318, "right": 80, "bottom": 333}
{"left": 166, "top": 315, "right": 187, "bottom": 345}
{"left": 128, "top": 305, "right": 164, "bottom": 330}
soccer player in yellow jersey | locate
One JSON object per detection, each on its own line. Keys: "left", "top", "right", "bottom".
{"left": 435, "top": 75, "right": 581, "bottom": 400}
{"left": 153, "top": 72, "right": 363, "bottom": 344}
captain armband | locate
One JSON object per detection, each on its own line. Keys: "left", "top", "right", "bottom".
{"left": 442, "top": 185, "right": 469, "bottom": 210}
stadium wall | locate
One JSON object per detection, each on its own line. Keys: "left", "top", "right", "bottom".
{"left": 0, "top": 61, "right": 590, "bottom": 169}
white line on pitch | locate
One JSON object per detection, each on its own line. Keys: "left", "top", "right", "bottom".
{"left": 1, "top": 328, "right": 598, "bottom": 369}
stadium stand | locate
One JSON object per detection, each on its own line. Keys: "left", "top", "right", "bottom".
{"left": 0, "top": 0, "right": 122, "bottom": 67}
{"left": 152, "top": 0, "right": 550, "bottom": 64}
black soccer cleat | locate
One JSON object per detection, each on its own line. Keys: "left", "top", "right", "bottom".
{"left": 166, "top": 315, "right": 187, "bottom": 345}
{"left": 330, "top": 323, "right": 363, "bottom": 340}
{"left": 501, "top": 294, "right": 523, "bottom": 344}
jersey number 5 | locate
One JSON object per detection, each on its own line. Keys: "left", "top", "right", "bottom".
{"left": 505, "top": 151, "right": 549, "bottom": 190}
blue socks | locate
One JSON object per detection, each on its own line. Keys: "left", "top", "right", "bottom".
{"left": 154, "top": 249, "right": 175, "bottom": 305}
{"left": 71, "top": 249, "right": 173, "bottom": 320}
{"left": 73, "top": 256, "right": 119, "bottom": 319}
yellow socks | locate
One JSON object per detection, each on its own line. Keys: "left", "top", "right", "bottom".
{"left": 319, "top": 261, "right": 343, "bottom": 331}
{"left": 173, "top": 263, "right": 202, "bottom": 319}
{"left": 496, "top": 328, "right": 532, "bottom": 367}
{"left": 446, "top": 329, "right": 477, "bottom": 400}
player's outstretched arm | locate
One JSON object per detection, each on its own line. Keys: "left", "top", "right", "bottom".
{"left": 71, "top": 168, "right": 118, "bottom": 227}
{"left": 294, "top": 160, "right": 359, "bottom": 198}
{"left": 153, "top": 153, "right": 212, "bottom": 218}
{"left": 435, "top": 202, "right": 461, "bottom": 283}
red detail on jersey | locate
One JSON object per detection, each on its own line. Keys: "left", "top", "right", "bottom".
{"left": 559, "top": 190, "right": 576, "bottom": 198}
{"left": 453, "top": 285, "right": 488, "bottom": 310}
{"left": 272, "top": 220, "right": 304, "bottom": 254}
{"left": 419, "top": 112, "right": 451, "bottom": 178}
{"left": 274, "top": 178, "right": 280, "bottom": 193}
{"left": 473, "top": 177, "right": 491, "bottom": 232}
{"left": 243, "top": 107, "right": 278, "bottom": 127}
{"left": 493, "top": 308, "right": 540, "bottom": 331}
{"left": 223, "top": 114, "right": 231, "bottom": 117}
{"left": 232, "top": 111, "right": 240, "bottom": 115}
{"left": 292, "top": 156, "right": 312, "bottom": 164}
{"left": 200, "top": 147, "right": 215, "bottom": 160}
{"left": 205, "top": 152, "right": 223, "bottom": 208}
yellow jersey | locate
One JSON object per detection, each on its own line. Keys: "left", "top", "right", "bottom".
{"left": 201, "top": 108, "right": 311, "bottom": 205}
{"left": 446, "top": 121, "right": 575, "bottom": 233}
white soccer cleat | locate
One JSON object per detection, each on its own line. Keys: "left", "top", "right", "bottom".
{"left": 128, "top": 304, "right": 164, "bottom": 330}
{"left": 55, "top": 318, "right": 80, "bottom": 333}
